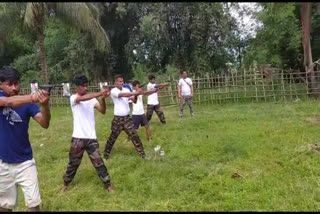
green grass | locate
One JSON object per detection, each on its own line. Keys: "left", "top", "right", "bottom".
{"left": 14, "top": 100, "right": 320, "bottom": 211}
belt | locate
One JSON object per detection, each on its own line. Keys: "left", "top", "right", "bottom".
{"left": 114, "top": 115, "right": 129, "bottom": 118}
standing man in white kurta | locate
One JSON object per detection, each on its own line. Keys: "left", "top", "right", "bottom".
{"left": 178, "top": 70, "right": 194, "bottom": 118}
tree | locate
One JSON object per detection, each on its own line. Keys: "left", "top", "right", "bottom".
{"left": 23, "top": 2, "right": 110, "bottom": 83}
{"left": 299, "top": 3, "right": 320, "bottom": 97}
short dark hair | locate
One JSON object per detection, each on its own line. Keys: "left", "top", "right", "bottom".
{"left": 148, "top": 74, "right": 155, "bottom": 80}
{"left": 132, "top": 80, "right": 140, "bottom": 87}
{"left": 0, "top": 66, "right": 20, "bottom": 84}
{"left": 114, "top": 74, "right": 123, "bottom": 81}
{"left": 180, "top": 70, "right": 187, "bottom": 75}
{"left": 73, "top": 75, "right": 88, "bottom": 86}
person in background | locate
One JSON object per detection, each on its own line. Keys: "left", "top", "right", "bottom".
{"left": 131, "top": 80, "right": 158, "bottom": 141}
{"left": 177, "top": 70, "right": 194, "bottom": 118}
{"left": 146, "top": 74, "right": 168, "bottom": 124}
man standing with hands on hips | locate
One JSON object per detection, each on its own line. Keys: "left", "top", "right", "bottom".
{"left": 178, "top": 70, "right": 194, "bottom": 118}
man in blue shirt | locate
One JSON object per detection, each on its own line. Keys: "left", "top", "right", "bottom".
{"left": 0, "top": 66, "right": 51, "bottom": 212}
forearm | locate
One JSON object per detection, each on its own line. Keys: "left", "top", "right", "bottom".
{"left": 100, "top": 98, "right": 106, "bottom": 114}
{"left": 75, "top": 92, "right": 102, "bottom": 103}
{"left": 130, "top": 95, "right": 138, "bottom": 103}
{"left": 40, "top": 103, "right": 51, "bottom": 128}
{"left": 143, "top": 89, "right": 157, "bottom": 96}
{"left": 0, "top": 95, "right": 34, "bottom": 108}
{"left": 119, "top": 92, "right": 137, "bottom": 97}
{"left": 177, "top": 87, "right": 181, "bottom": 97}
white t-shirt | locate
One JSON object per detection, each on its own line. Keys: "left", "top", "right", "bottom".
{"left": 111, "top": 87, "right": 130, "bottom": 116}
{"left": 132, "top": 92, "right": 144, "bottom": 115}
{"left": 147, "top": 83, "right": 159, "bottom": 105}
{"left": 179, "top": 78, "right": 193, "bottom": 96}
{"left": 70, "top": 94, "right": 99, "bottom": 139}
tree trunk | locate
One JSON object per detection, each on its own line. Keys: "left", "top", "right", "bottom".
{"left": 37, "top": 31, "right": 49, "bottom": 84}
{"left": 300, "top": 3, "right": 318, "bottom": 98}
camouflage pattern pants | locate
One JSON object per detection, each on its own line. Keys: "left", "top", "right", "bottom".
{"left": 63, "top": 138, "right": 111, "bottom": 187}
{"left": 179, "top": 95, "right": 194, "bottom": 116}
{"left": 146, "top": 104, "right": 166, "bottom": 124}
{"left": 104, "top": 116, "right": 145, "bottom": 159}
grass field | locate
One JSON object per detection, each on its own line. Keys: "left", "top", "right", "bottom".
{"left": 14, "top": 100, "right": 320, "bottom": 211}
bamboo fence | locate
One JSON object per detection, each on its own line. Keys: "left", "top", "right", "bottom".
{"left": 18, "top": 68, "right": 320, "bottom": 107}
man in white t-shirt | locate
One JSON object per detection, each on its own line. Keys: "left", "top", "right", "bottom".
{"left": 62, "top": 75, "right": 114, "bottom": 193}
{"left": 178, "top": 70, "right": 194, "bottom": 118}
{"left": 146, "top": 74, "right": 168, "bottom": 124}
{"left": 131, "top": 80, "right": 158, "bottom": 141}
{"left": 104, "top": 75, "right": 146, "bottom": 160}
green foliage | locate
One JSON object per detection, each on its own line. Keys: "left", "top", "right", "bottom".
{"left": 132, "top": 63, "right": 150, "bottom": 83}
{"left": 243, "top": 3, "right": 303, "bottom": 70}
{"left": 2, "top": 2, "right": 320, "bottom": 84}
{"left": 11, "top": 49, "right": 42, "bottom": 85}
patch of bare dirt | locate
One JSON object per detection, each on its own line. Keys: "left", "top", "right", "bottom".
{"left": 305, "top": 117, "right": 320, "bottom": 124}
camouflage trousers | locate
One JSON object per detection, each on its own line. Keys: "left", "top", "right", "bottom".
{"left": 179, "top": 95, "right": 194, "bottom": 116}
{"left": 146, "top": 104, "right": 166, "bottom": 124}
{"left": 63, "top": 138, "right": 111, "bottom": 187}
{"left": 104, "top": 116, "right": 145, "bottom": 159}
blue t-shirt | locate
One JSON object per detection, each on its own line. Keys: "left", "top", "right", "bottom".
{"left": 0, "top": 92, "right": 40, "bottom": 163}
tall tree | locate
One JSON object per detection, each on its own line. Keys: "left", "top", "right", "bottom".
{"left": 23, "top": 2, "right": 110, "bottom": 83}
{"left": 300, "top": 2, "right": 320, "bottom": 97}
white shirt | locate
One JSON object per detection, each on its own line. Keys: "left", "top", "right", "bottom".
{"left": 110, "top": 87, "right": 130, "bottom": 116}
{"left": 147, "top": 83, "right": 159, "bottom": 105}
{"left": 70, "top": 94, "right": 98, "bottom": 139}
{"left": 179, "top": 78, "right": 193, "bottom": 96}
{"left": 132, "top": 92, "right": 144, "bottom": 115}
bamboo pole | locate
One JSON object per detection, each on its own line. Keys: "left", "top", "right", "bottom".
{"left": 231, "top": 72, "right": 236, "bottom": 102}
{"left": 281, "top": 69, "right": 286, "bottom": 102}
{"left": 244, "top": 69, "right": 247, "bottom": 98}
{"left": 254, "top": 71, "right": 258, "bottom": 102}
{"left": 218, "top": 74, "right": 221, "bottom": 104}
{"left": 261, "top": 72, "right": 266, "bottom": 102}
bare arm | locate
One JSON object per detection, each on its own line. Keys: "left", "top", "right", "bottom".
{"left": 157, "top": 83, "right": 169, "bottom": 89}
{"left": 118, "top": 92, "right": 139, "bottom": 98}
{"left": 32, "top": 90, "right": 51, "bottom": 129}
{"left": 95, "top": 97, "right": 107, "bottom": 114}
{"left": 177, "top": 85, "right": 181, "bottom": 98}
{"left": 0, "top": 94, "right": 35, "bottom": 108}
{"left": 33, "top": 102, "right": 51, "bottom": 129}
{"left": 142, "top": 88, "right": 158, "bottom": 96}
{"left": 74, "top": 91, "right": 104, "bottom": 104}
{"left": 191, "top": 85, "right": 194, "bottom": 97}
